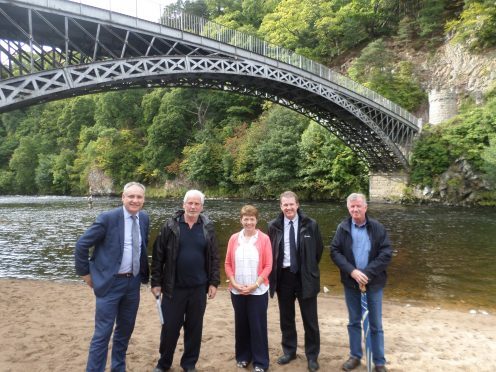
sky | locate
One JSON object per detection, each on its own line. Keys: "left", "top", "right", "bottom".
{"left": 71, "top": 0, "right": 177, "bottom": 23}
{"left": 0, "top": 0, "right": 178, "bottom": 63}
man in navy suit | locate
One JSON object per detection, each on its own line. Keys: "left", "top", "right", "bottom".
{"left": 75, "top": 182, "right": 150, "bottom": 372}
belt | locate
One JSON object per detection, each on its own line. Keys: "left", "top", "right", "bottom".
{"left": 115, "top": 273, "right": 133, "bottom": 278}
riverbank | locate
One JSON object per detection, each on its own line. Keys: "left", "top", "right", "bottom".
{"left": 0, "top": 279, "right": 494, "bottom": 371}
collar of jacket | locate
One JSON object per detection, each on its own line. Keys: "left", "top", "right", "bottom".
{"left": 342, "top": 214, "right": 369, "bottom": 233}
{"left": 273, "top": 209, "right": 308, "bottom": 230}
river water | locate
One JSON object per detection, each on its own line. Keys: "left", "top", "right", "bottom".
{"left": 0, "top": 196, "right": 495, "bottom": 311}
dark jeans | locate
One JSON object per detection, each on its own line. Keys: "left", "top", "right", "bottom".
{"left": 231, "top": 291, "right": 269, "bottom": 369}
{"left": 157, "top": 286, "right": 207, "bottom": 370}
{"left": 344, "top": 286, "right": 385, "bottom": 366}
{"left": 276, "top": 268, "right": 320, "bottom": 360}
{"left": 86, "top": 274, "right": 141, "bottom": 372}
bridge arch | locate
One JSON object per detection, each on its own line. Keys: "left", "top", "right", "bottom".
{"left": 0, "top": 0, "right": 421, "bottom": 172}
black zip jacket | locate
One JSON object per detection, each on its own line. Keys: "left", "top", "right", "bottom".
{"left": 268, "top": 209, "right": 324, "bottom": 299}
{"left": 330, "top": 215, "right": 392, "bottom": 290}
{"left": 151, "top": 210, "right": 220, "bottom": 298}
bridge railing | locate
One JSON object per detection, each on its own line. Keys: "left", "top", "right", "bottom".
{"left": 67, "top": 0, "right": 420, "bottom": 127}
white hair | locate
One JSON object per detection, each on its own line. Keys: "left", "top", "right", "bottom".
{"left": 123, "top": 182, "right": 145, "bottom": 193}
{"left": 183, "top": 189, "right": 205, "bottom": 205}
{"left": 346, "top": 193, "right": 367, "bottom": 206}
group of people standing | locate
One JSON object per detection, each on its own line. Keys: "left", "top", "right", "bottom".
{"left": 75, "top": 183, "right": 392, "bottom": 372}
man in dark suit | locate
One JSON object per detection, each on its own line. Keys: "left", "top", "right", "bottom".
{"left": 268, "top": 191, "right": 324, "bottom": 372}
{"left": 75, "top": 182, "right": 150, "bottom": 372}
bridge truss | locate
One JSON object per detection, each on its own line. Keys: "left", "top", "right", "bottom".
{"left": 0, "top": 0, "right": 421, "bottom": 171}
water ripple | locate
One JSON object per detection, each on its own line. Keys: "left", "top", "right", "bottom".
{"left": 0, "top": 196, "right": 495, "bottom": 309}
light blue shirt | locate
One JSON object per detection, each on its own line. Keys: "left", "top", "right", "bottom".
{"left": 351, "top": 221, "right": 370, "bottom": 270}
{"left": 118, "top": 207, "right": 141, "bottom": 274}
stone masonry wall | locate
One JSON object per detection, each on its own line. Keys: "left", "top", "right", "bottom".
{"left": 369, "top": 172, "right": 408, "bottom": 202}
{"left": 428, "top": 88, "right": 458, "bottom": 125}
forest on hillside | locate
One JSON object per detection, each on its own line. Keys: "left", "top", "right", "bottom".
{"left": 1, "top": 0, "right": 495, "bottom": 203}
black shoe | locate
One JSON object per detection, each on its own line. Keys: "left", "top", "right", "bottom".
{"left": 253, "top": 367, "right": 266, "bottom": 372}
{"left": 374, "top": 366, "right": 388, "bottom": 372}
{"left": 277, "top": 353, "right": 296, "bottom": 365}
{"left": 308, "top": 359, "right": 319, "bottom": 371}
{"left": 152, "top": 367, "right": 170, "bottom": 372}
{"left": 342, "top": 357, "right": 361, "bottom": 371}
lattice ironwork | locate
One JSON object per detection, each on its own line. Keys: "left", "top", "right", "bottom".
{"left": 0, "top": 0, "right": 421, "bottom": 171}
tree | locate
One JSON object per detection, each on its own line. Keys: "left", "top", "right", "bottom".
{"left": 482, "top": 136, "right": 496, "bottom": 187}
{"left": 299, "top": 122, "right": 368, "bottom": 198}
{"left": 141, "top": 89, "right": 166, "bottom": 126}
{"left": 253, "top": 106, "right": 309, "bottom": 194}
{"left": 0, "top": 170, "right": 14, "bottom": 194}
{"left": 94, "top": 90, "right": 144, "bottom": 130}
{"left": 417, "top": 0, "right": 446, "bottom": 39}
{"left": 349, "top": 39, "right": 426, "bottom": 111}
{"left": 56, "top": 96, "right": 96, "bottom": 150}
{"left": 142, "top": 89, "right": 193, "bottom": 181}
{"left": 52, "top": 149, "right": 77, "bottom": 194}
{"left": 35, "top": 154, "right": 55, "bottom": 194}
{"left": 231, "top": 118, "right": 268, "bottom": 189}
{"left": 446, "top": 0, "right": 496, "bottom": 51}
{"left": 259, "top": 0, "right": 320, "bottom": 55}
{"left": 94, "top": 128, "right": 144, "bottom": 187}
{"left": 9, "top": 136, "right": 40, "bottom": 194}
{"left": 72, "top": 130, "right": 100, "bottom": 194}
{"left": 180, "top": 141, "right": 225, "bottom": 186}
{"left": 410, "top": 126, "right": 451, "bottom": 187}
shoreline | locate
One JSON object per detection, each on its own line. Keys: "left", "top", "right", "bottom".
{"left": 8, "top": 276, "right": 495, "bottom": 313}
{"left": 1, "top": 278, "right": 495, "bottom": 371}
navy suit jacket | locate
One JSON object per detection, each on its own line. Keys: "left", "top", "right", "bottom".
{"left": 75, "top": 206, "right": 150, "bottom": 297}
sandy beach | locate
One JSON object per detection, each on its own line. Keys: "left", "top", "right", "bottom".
{"left": 0, "top": 279, "right": 494, "bottom": 372}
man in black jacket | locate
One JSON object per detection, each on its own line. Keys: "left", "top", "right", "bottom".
{"left": 268, "top": 191, "right": 323, "bottom": 372}
{"left": 151, "top": 189, "right": 220, "bottom": 372}
{"left": 331, "top": 193, "right": 392, "bottom": 372}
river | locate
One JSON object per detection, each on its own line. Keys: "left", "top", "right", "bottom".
{"left": 0, "top": 196, "right": 495, "bottom": 311}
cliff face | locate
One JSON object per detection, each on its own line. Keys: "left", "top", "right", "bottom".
{"left": 341, "top": 39, "right": 496, "bottom": 205}
{"left": 414, "top": 158, "right": 491, "bottom": 206}
{"left": 423, "top": 42, "right": 496, "bottom": 94}
{"left": 407, "top": 40, "right": 496, "bottom": 122}
{"left": 407, "top": 41, "right": 496, "bottom": 205}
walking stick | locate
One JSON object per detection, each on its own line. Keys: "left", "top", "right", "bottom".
{"left": 360, "top": 283, "right": 373, "bottom": 372}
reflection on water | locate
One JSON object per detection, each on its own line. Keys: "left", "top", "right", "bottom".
{"left": 0, "top": 196, "right": 495, "bottom": 310}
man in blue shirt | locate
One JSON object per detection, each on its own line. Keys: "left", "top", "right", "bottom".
{"left": 330, "top": 193, "right": 392, "bottom": 372}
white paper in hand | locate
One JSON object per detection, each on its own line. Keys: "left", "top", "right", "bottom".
{"left": 155, "top": 294, "right": 164, "bottom": 325}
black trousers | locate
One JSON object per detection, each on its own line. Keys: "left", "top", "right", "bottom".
{"left": 157, "top": 286, "right": 207, "bottom": 370}
{"left": 231, "top": 291, "right": 270, "bottom": 369}
{"left": 276, "top": 268, "right": 320, "bottom": 360}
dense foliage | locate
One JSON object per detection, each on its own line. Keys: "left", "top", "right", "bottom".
{"left": 1, "top": 0, "right": 495, "bottom": 202}
{"left": 411, "top": 86, "right": 496, "bottom": 189}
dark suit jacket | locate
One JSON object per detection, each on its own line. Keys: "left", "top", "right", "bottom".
{"left": 330, "top": 215, "right": 392, "bottom": 290}
{"left": 268, "top": 209, "right": 324, "bottom": 299}
{"left": 75, "top": 206, "right": 150, "bottom": 297}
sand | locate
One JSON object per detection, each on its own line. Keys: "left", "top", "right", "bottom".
{"left": 0, "top": 279, "right": 495, "bottom": 372}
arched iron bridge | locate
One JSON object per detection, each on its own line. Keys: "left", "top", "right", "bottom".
{"left": 0, "top": 0, "right": 422, "bottom": 172}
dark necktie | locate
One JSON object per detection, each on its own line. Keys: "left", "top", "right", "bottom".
{"left": 289, "top": 220, "right": 298, "bottom": 273}
{"left": 131, "top": 215, "right": 140, "bottom": 277}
